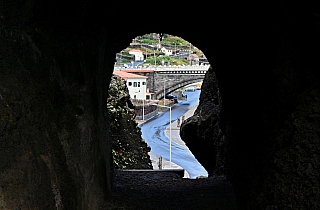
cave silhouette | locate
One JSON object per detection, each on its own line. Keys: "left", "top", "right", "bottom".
{"left": 2, "top": 1, "right": 320, "bottom": 209}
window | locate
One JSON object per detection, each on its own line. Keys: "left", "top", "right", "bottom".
{"left": 134, "top": 95, "right": 136, "bottom": 99}
{"left": 142, "top": 82, "right": 146, "bottom": 85}
{"left": 138, "top": 82, "right": 140, "bottom": 87}
{"left": 134, "top": 82, "right": 137, "bottom": 87}
{"left": 128, "top": 82, "right": 132, "bottom": 86}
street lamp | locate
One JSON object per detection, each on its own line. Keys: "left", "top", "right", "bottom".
{"left": 142, "top": 80, "right": 145, "bottom": 121}
{"left": 152, "top": 104, "right": 172, "bottom": 169}
{"left": 163, "top": 79, "right": 171, "bottom": 105}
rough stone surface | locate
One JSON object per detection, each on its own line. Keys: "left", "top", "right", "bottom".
{"left": 181, "top": 5, "right": 320, "bottom": 210}
{"left": 109, "top": 170, "right": 236, "bottom": 210}
{"left": 180, "top": 67, "right": 224, "bottom": 176}
{"left": 108, "top": 75, "right": 152, "bottom": 169}
{"left": 0, "top": 2, "right": 114, "bottom": 209}
{"left": 2, "top": 1, "right": 320, "bottom": 210}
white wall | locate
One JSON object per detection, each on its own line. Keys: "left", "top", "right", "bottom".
{"left": 129, "top": 52, "right": 144, "bottom": 61}
{"left": 161, "top": 47, "right": 172, "bottom": 56}
{"left": 126, "top": 78, "right": 146, "bottom": 100}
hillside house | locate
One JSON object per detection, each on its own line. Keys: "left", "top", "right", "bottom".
{"left": 129, "top": 49, "right": 144, "bottom": 61}
{"left": 113, "top": 70, "right": 148, "bottom": 100}
{"left": 161, "top": 47, "right": 173, "bottom": 56}
{"left": 189, "top": 54, "right": 200, "bottom": 65}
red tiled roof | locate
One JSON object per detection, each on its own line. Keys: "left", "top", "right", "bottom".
{"left": 191, "top": 54, "right": 199, "bottom": 58}
{"left": 113, "top": 70, "right": 148, "bottom": 80}
{"left": 121, "top": 70, "right": 154, "bottom": 73}
{"left": 129, "top": 49, "right": 143, "bottom": 53}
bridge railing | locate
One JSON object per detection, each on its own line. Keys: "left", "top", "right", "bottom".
{"left": 114, "top": 64, "right": 210, "bottom": 71}
{"left": 154, "top": 64, "right": 210, "bottom": 71}
{"left": 113, "top": 66, "right": 155, "bottom": 71}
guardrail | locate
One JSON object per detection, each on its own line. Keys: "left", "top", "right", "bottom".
{"left": 114, "top": 64, "right": 210, "bottom": 71}
{"left": 117, "top": 169, "right": 185, "bottom": 177}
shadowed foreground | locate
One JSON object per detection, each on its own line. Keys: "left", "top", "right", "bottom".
{"left": 108, "top": 170, "right": 236, "bottom": 210}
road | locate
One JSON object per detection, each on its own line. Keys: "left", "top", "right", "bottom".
{"left": 139, "top": 90, "right": 208, "bottom": 178}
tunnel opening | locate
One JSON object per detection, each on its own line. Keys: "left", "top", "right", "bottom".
{"left": 107, "top": 33, "right": 236, "bottom": 209}
{"left": 109, "top": 33, "right": 212, "bottom": 176}
{"left": 3, "top": 1, "right": 320, "bottom": 209}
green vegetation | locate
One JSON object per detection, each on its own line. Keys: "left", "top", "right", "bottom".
{"left": 141, "top": 39, "right": 157, "bottom": 44}
{"left": 159, "top": 55, "right": 172, "bottom": 63}
{"left": 161, "top": 35, "right": 190, "bottom": 46}
{"left": 144, "top": 56, "right": 161, "bottom": 65}
{"left": 142, "top": 55, "right": 189, "bottom": 66}
{"left": 140, "top": 46, "right": 162, "bottom": 55}
{"left": 115, "top": 33, "right": 205, "bottom": 67}
{"left": 121, "top": 53, "right": 134, "bottom": 59}
{"left": 114, "top": 60, "right": 131, "bottom": 66}
{"left": 142, "top": 55, "right": 190, "bottom": 66}
{"left": 171, "top": 58, "right": 189, "bottom": 65}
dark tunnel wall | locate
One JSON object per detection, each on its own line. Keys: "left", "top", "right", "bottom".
{"left": 1, "top": 0, "right": 320, "bottom": 209}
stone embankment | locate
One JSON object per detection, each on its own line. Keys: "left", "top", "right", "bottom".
{"left": 108, "top": 75, "right": 152, "bottom": 169}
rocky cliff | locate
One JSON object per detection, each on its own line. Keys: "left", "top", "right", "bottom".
{"left": 0, "top": 2, "right": 115, "bottom": 209}
{"left": 180, "top": 67, "right": 224, "bottom": 176}
{"left": 108, "top": 75, "right": 152, "bottom": 169}
{"left": 181, "top": 10, "right": 320, "bottom": 210}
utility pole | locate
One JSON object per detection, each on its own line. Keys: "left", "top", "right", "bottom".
{"left": 158, "top": 33, "right": 161, "bottom": 50}
{"left": 143, "top": 81, "right": 145, "bottom": 120}
{"left": 154, "top": 48, "right": 156, "bottom": 67}
{"left": 164, "top": 80, "right": 166, "bottom": 106}
{"left": 189, "top": 43, "right": 191, "bottom": 64}
{"left": 120, "top": 51, "right": 122, "bottom": 70}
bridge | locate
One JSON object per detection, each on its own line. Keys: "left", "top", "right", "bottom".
{"left": 114, "top": 65, "right": 210, "bottom": 99}
{"left": 114, "top": 64, "right": 210, "bottom": 75}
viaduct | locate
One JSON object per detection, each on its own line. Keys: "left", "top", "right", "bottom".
{"left": 114, "top": 65, "right": 210, "bottom": 99}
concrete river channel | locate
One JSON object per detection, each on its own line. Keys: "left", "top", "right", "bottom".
{"left": 139, "top": 90, "right": 208, "bottom": 178}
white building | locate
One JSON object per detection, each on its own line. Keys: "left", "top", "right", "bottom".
{"left": 189, "top": 54, "right": 200, "bottom": 65}
{"left": 129, "top": 49, "right": 144, "bottom": 61}
{"left": 113, "top": 70, "right": 147, "bottom": 100}
{"left": 161, "top": 47, "right": 173, "bottom": 56}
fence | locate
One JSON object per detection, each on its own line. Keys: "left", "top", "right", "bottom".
{"left": 135, "top": 109, "right": 158, "bottom": 121}
{"left": 133, "top": 100, "right": 175, "bottom": 120}
{"left": 133, "top": 100, "right": 158, "bottom": 116}
{"left": 134, "top": 101, "right": 158, "bottom": 121}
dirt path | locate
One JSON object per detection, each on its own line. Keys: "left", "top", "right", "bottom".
{"left": 107, "top": 170, "right": 237, "bottom": 210}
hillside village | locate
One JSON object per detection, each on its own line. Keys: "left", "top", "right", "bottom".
{"left": 114, "top": 33, "right": 209, "bottom": 67}
{"left": 113, "top": 33, "right": 208, "bottom": 103}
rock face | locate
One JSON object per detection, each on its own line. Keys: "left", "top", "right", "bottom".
{"left": 108, "top": 75, "right": 152, "bottom": 169}
{"left": 180, "top": 67, "right": 223, "bottom": 176}
{"left": 2, "top": 1, "right": 320, "bottom": 210}
{"left": 181, "top": 10, "right": 320, "bottom": 210}
{"left": 0, "top": 2, "right": 115, "bottom": 209}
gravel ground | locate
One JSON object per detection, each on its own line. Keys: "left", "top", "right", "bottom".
{"left": 106, "top": 170, "right": 237, "bottom": 210}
